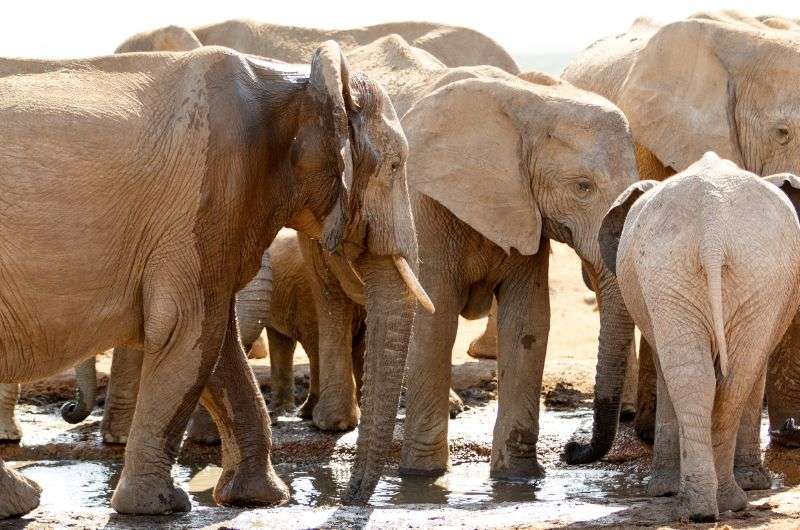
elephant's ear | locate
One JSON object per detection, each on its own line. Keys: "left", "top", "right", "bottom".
{"left": 598, "top": 180, "right": 659, "bottom": 275}
{"left": 309, "top": 41, "right": 356, "bottom": 253}
{"left": 617, "top": 19, "right": 743, "bottom": 172}
{"left": 402, "top": 78, "right": 542, "bottom": 256}
{"left": 765, "top": 173, "right": 800, "bottom": 221}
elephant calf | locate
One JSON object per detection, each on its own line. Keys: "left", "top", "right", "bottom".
{"left": 599, "top": 152, "right": 800, "bottom": 522}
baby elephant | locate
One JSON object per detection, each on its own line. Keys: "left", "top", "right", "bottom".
{"left": 599, "top": 153, "right": 800, "bottom": 522}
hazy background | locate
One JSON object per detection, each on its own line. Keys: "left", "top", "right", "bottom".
{"left": 1, "top": 1, "right": 797, "bottom": 75}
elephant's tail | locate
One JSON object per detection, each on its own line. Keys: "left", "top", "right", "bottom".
{"left": 701, "top": 239, "right": 728, "bottom": 379}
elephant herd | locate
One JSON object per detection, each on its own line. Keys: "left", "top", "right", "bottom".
{"left": 2, "top": 9, "right": 800, "bottom": 524}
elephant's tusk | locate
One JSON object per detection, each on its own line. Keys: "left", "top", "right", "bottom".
{"left": 392, "top": 255, "right": 435, "bottom": 314}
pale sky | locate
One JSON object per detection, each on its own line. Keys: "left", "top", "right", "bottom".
{"left": 0, "top": 0, "right": 798, "bottom": 59}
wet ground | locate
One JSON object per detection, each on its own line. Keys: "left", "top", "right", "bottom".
{"left": 3, "top": 361, "right": 800, "bottom": 529}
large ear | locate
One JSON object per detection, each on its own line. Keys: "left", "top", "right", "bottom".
{"left": 309, "top": 41, "right": 355, "bottom": 253}
{"left": 598, "top": 180, "right": 659, "bottom": 275}
{"left": 765, "top": 173, "right": 800, "bottom": 221}
{"left": 402, "top": 78, "right": 542, "bottom": 255}
{"left": 617, "top": 20, "right": 743, "bottom": 172}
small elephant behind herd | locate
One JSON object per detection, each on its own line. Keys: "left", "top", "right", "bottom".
{"left": 1, "top": 8, "right": 800, "bottom": 525}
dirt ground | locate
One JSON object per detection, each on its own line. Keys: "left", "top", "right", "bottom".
{"left": 6, "top": 242, "right": 800, "bottom": 529}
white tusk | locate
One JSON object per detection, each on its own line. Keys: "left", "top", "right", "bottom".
{"left": 392, "top": 255, "right": 435, "bottom": 314}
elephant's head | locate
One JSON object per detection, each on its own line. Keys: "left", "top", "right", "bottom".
{"left": 617, "top": 18, "right": 800, "bottom": 177}
{"left": 401, "top": 75, "right": 639, "bottom": 462}
{"left": 285, "top": 42, "right": 431, "bottom": 504}
{"left": 115, "top": 25, "right": 201, "bottom": 53}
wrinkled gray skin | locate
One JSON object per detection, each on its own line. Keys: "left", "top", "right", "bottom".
{"left": 600, "top": 154, "right": 800, "bottom": 521}
{"left": 564, "top": 13, "right": 800, "bottom": 449}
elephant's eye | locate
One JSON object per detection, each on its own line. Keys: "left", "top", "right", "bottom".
{"left": 775, "top": 126, "right": 792, "bottom": 146}
{"left": 575, "top": 180, "right": 593, "bottom": 195}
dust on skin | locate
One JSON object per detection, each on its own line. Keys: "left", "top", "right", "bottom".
{"left": 6, "top": 242, "right": 800, "bottom": 528}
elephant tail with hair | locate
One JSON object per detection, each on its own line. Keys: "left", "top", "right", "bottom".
{"left": 701, "top": 236, "right": 728, "bottom": 379}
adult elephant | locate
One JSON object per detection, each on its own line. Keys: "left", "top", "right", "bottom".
{"left": 116, "top": 19, "right": 520, "bottom": 73}
{"left": 563, "top": 13, "right": 800, "bottom": 450}
{"left": 0, "top": 42, "right": 428, "bottom": 517}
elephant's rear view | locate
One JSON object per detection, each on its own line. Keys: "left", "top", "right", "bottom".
{"left": 599, "top": 152, "right": 800, "bottom": 521}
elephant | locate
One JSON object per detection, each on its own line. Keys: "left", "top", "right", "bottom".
{"left": 0, "top": 41, "right": 429, "bottom": 516}
{"left": 598, "top": 153, "right": 800, "bottom": 521}
{"left": 563, "top": 13, "right": 800, "bottom": 449}
{"left": 116, "top": 19, "right": 520, "bottom": 74}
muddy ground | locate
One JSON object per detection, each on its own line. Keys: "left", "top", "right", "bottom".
{"left": 4, "top": 243, "right": 800, "bottom": 529}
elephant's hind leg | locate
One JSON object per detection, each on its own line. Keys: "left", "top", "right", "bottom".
{"left": 467, "top": 299, "right": 498, "bottom": 359}
{"left": 647, "top": 367, "right": 680, "bottom": 497}
{"left": 101, "top": 347, "right": 143, "bottom": 445}
{"left": 734, "top": 369, "right": 771, "bottom": 490}
{"left": 0, "top": 385, "right": 21, "bottom": 442}
{"left": 200, "top": 309, "right": 289, "bottom": 507}
{"left": 0, "top": 459, "right": 40, "bottom": 519}
{"left": 266, "top": 328, "right": 297, "bottom": 418}
{"left": 635, "top": 338, "right": 657, "bottom": 443}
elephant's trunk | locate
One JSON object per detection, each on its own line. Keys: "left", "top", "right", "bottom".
{"left": 61, "top": 357, "right": 97, "bottom": 424}
{"left": 564, "top": 269, "right": 635, "bottom": 463}
{"left": 342, "top": 254, "right": 417, "bottom": 504}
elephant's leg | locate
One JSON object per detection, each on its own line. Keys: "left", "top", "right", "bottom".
{"left": 312, "top": 294, "right": 359, "bottom": 431}
{"left": 620, "top": 341, "right": 638, "bottom": 421}
{"left": 110, "top": 289, "right": 222, "bottom": 514}
{"left": 400, "top": 280, "right": 460, "bottom": 476}
{"left": 185, "top": 405, "right": 220, "bottom": 445}
{"left": 298, "top": 340, "right": 320, "bottom": 420}
{"left": 659, "top": 333, "right": 718, "bottom": 521}
{"left": 199, "top": 313, "right": 289, "bottom": 507}
{"left": 101, "top": 347, "right": 143, "bottom": 445}
{"left": 734, "top": 369, "right": 771, "bottom": 491}
{"left": 490, "top": 249, "right": 549, "bottom": 479}
{"left": 712, "top": 381, "right": 753, "bottom": 515}
{"left": 352, "top": 329, "right": 365, "bottom": 401}
{"left": 635, "top": 337, "right": 657, "bottom": 444}
{"left": 467, "top": 299, "right": 498, "bottom": 359}
{"left": 0, "top": 458, "right": 41, "bottom": 519}
{"left": 647, "top": 366, "right": 680, "bottom": 496}
{"left": 0, "top": 385, "right": 21, "bottom": 442}
{"left": 266, "top": 328, "right": 297, "bottom": 418}
{"left": 767, "top": 311, "right": 800, "bottom": 446}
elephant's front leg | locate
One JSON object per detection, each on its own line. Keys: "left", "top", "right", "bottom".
{"left": 490, "top": 248, "right": 549, "bottom": 479}
{"left": 400, "top": 280, "right": 460, "bottom": 476}
{"left": 647, "top": 365, "right": 680, "bottom": 497}
{"left": 200, "top": 311, "right": 289, "bottom": 507}
{"left": 620, "top": 342, "right": 638, "bottom": 421}
{"left": 312, "top": 291, "right": 359, "bottom": 431}
{"left": 635, "top": 338, "right": 657, "bottom": 443}
{"left": 266, "top": 328, "right": 297, "bottom": 418}
{"left": 734, "top": 369, "right": 771, "bottom": 490}
{"left": 0, "top": 385, "right": 21, "bottom": 442}
{"left": 101, "top": 347, "right": 143, "bottom": 444}
{"left": 0, "top": 458, "right": 41, "bottom": 518}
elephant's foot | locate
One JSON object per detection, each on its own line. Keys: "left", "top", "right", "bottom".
{"left": 101, "top": 411, "right": 133, "bottom": 445}
{"left": 0, "top": 419, "right": 22, "bottom": 443}
{"left": 734, "top": 464, "right": 772, "bottom": 491}
{"left": 111, "top": 472, "right": 191, "bottom": 515}
{"left": 717, "top": 480, "right": 748, "bottom": 513}
{"left": 102, "top": 432, "right": 128, "bottom": 445}
{"left": 312, "top": 393, "right": 359, "bottom": 431}
{"left": 214, "top": 460, "right": 290, "bottom": 507}
{"left": 268, "top": 398, "right": 296, "bottom": 421}
{"left": 0, "top": 466, "right": 41, "bottom": 519}
{"left": 185, "top": 409, "right": 221, "bottom": 446}
{"left": 647, "top": 470, "right": 679, "bottom": 497}
{"left": 448, "top": 389, "right": 465, "bottom": 419}
{"left": 490, "top": 459, "right": 545, "bottom": 480}
{"left": 770, "top": 418, "right": 800, "bottom": 448}
{"left": 466, "top": 334, "right": 497, "bottom": 359}
{"left": 675, "top": 483, "right": 719, "bottom": 523}
{"left": 298, "top": 393, "right": 317, "bottom": 419}
{"left": 399, "top": 445, "right": 449, "bottom": 478}
{"left": 634, "top": 402, "right": 656, "bottom": 444}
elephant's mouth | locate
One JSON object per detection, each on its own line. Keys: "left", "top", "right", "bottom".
{"left": 543, "top": 219, "right": 574, "bottom": 248}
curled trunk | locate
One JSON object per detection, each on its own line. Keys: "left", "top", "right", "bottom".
{"left": 61, "top": 357, "right": 97, "bottom": 424}
{"left": 564, "top": 271, "right": 635, "bottom": 463}
{"left": 342, "top": 254, "right": 415, "bottom": 504}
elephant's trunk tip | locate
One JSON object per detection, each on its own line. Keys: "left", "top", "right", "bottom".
{"left": 60, "top": 399, "right": 91, "bottom": 424}
{"left": 392, "top": 255, "right": 434, "bottom": 314}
